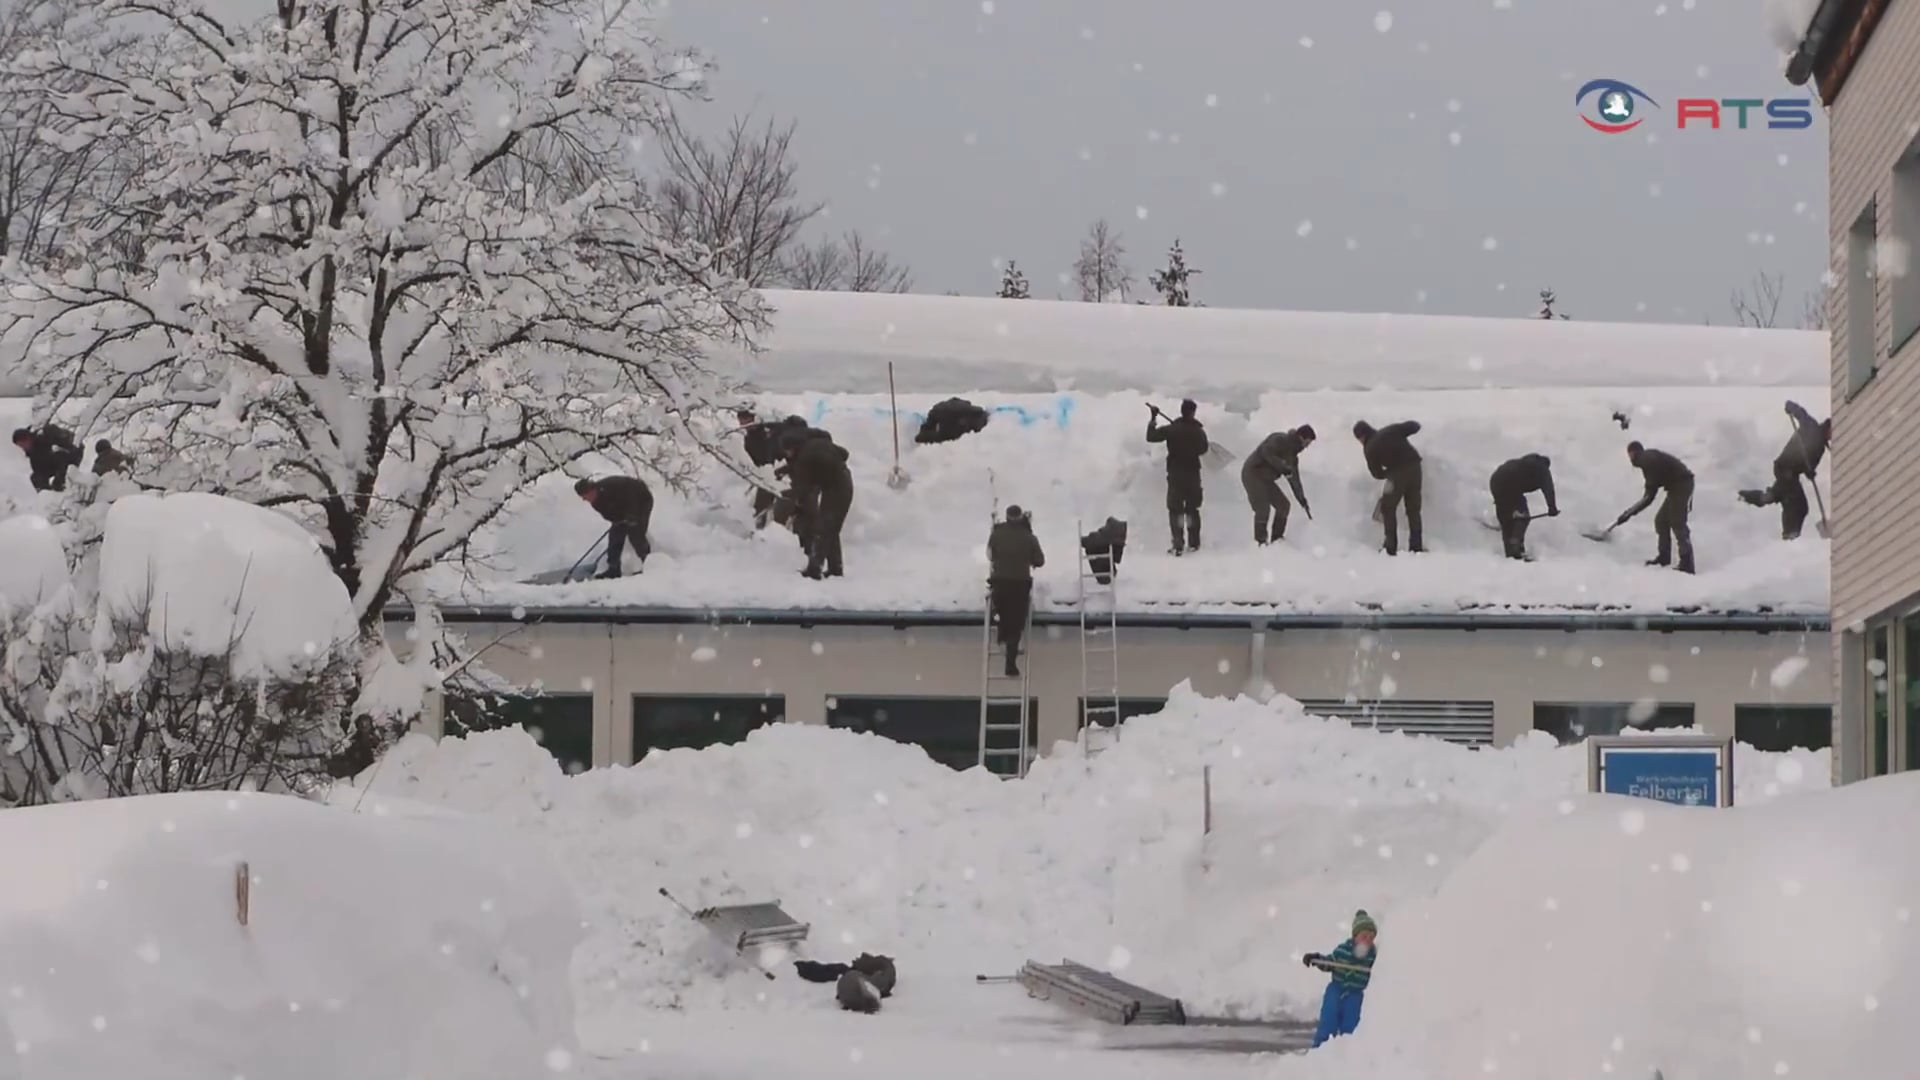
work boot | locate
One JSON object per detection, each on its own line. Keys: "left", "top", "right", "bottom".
{"left": 1738, "top": 489, "right": 1768, "bottom": 507}
{"left": 1676, "top": 557, "right": 1696, "bottom": 575}
{"left": 1004, "top": 649, "right": 1020, "bottom": 677}
{"left": 801, "top": 566, "right": 824, "bottom": 580}
{"left": 1645, "top": 557, "right": 1668, "bottom": 568}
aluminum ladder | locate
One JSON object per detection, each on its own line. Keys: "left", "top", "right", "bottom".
{"left": 1079, "top": 522, "right": 1122, "bottom": 755}
{"left": 978, "top": 583, "right": 1033, "bottom": 778}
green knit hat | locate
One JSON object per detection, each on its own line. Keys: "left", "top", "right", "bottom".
{"left": 1352, "top": 909, "right": 1378, "bottom": 937}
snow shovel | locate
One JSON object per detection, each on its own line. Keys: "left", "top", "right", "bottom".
{"left": 1477, "top": 512, "right": 1554, "bottom": 532}
{"left": 886, "top": 362, "right": 910, "bottom": 491}
{"left": 1581, "top": 522, "right": 1620, "bottom": 543}
{"left": 561, "top": 529, "right": 611, "bottom": 582}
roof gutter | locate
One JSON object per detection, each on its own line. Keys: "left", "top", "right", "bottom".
{"left": 1785, "top": 0, "right": 1857, "bottom": 87}
{"left": 387, "top": 604, "right": 1828, "bottom": 634}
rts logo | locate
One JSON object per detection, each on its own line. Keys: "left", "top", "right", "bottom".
{"left": 1575, "top": 77, "right": 1814, "bottom": 133}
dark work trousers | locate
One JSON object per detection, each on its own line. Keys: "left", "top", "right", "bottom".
{"left": 1653, "top": 479, "right": 1694, "bottom": 571}
{"left": 805, "top": 481, "right": 852, "bottom": 577}
{"left": 1243, "top": 472, "right": 1291, "bottom": 544}
{"left": 751, "top": 484, "right": 777, "bottom": 529}
{"left": 1753, "top": 462, "right": 1810, "bottom": 540}
{"left": 989, "top": 577, "right": 1032, "bottom": 659}
{"left": 605, "top": 511, "right": 652, "bottom": 576}
{"left": 1167, "top": 471, "right": 1203, "bottom": 553}
{"left": 1493, "top": 492, "right": 1532, "bottom": 560}
{"left": 1377, "top": 462, "right": 1424, "bottom": 555}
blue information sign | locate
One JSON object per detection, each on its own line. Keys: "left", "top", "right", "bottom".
{"left": 1588, "top": 736, "right": 1733, "bottom": 807}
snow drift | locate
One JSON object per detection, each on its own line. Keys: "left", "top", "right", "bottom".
{"left": 471, "top": 385, "right": 1828, "bottom": 616}
{"left": 96, "top": 493, "right": 356, "bottom": 676}
{"left": 0, "top": 791, "right": 580, "bottom": 1080}
{"left": 0, "top": 514, "right": 67, "bottom": 615}
{"left": 357, "top": 685, "right": 1829, "bottom": 1031}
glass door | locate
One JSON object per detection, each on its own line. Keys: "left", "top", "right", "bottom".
{"left": 1870, "top": 623, "right": 1892, "bottom": 777}
{"left": 1906, "top": 612, "right": 1920, "bottom": 771}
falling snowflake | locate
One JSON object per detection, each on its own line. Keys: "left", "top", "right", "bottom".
{"left": 798, "top": 833, "right": 815, "bottom": 849}
{"left": 1449, "top": 131, "right": 1463, "bottom": 146}
{"left": 734, "top": 822, "right": 753, "bottom": 839}
{"left": 1648, "top": 663, "right": 1671, "bottom": 684}
{"left": 1425, "top": 853, "right": 1440, "bottom": 867}
{"left": 1775, "top": 757, "right": 1806, "bottom": 785}
{"left": 1697, "top": 65, "right": 1710, "bottom": 78}
{"left": 1377, "top": 844, "right": 1394, "bottom": 859}
{"left": 1770, "top": 655, "right": 1810, "bottom": 689}
{"left": 90, "top": 1016, "right": 107, "bottom": 1032}
{"left": 1298, "top": 35, "right": 1314, "bottom": 47}
{"left": 1543, "top": 897, "right": 1558, "bottom": 911}
{"left": 1135, "top": 205, "right": 1150, "bottom": 220}
{"left": 1618, "top": 809, "right": 1647, "bottom": 836}
{"left": 1079, "top": 25, "right": 1094, "bottom": 39}
{"left": 1669, "top": 853, "right": 1691, "bottom": 872}
{"left": 1210, "top": 181, "right": 1228, "bottom": 197}
{"left": 1205, "top": 93, "right": 1220, "bottom": 107}
{"left": 1107, "top": 945, "right": 1133, "bottom": 970}
{"left": 980, "top": 0, "right": 994, "bottom": 12}
{"left": 1373, "top": 11, "right": 1394, "bottom": 32}
{"left": 1590, "top": 656, "right": 1604, "bottom": 669}
{"left": 810, "top": 641, "right": 825, "bottom": 656}
{"left": 1649, "top": 182, "right": 1662, "bottom": 197}
{"left": 1747, "top": 1027, "right": 1764, "bottom": 1043}
{"left": 1297, "top": 220, "right": 1314, "bottom": 237}
{"left": 1379, "top": 675, "right": 1399, "bottom": 696}
{"left": 851, "top": 1049, "right": 866, "bottom": 1063}
{"left": 1865, "top": 994, "right": 1880, "bottom": 1011}
{"left": 1216, "top": 659, "right": 1231, "bottom": 675}
{"left": 1482, "top": 236, "right": 1499, "bottom": 251}
{"left": 1446, "top": 99, "right": 1462, "bottom": 113}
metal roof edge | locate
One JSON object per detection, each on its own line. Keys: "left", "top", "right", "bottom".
{"left": 385, "top": 604, "right": 1829, "bottom": 633}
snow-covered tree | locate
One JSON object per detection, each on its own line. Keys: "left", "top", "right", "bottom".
{"left": 997, "top": 260, "right": 1030, "bottom": 299}
{"left": 1537, "top": 288, "right": 1569, "bottom": 320}
{"left": 1073, "top": 219, "right": 1133, "bottom": 302}
{"left": 1, "top": 0, "right": 763, "bottom": 703}
{"left": 1149, "top": 239, "right": 1199, "bottom": 307}
{"left": 780, "top": 229, "right": 912, "bottom": 292}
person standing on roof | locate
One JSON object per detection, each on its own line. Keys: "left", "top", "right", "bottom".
{"left": 1610, "top": 442, "right": 1695, "bottom": 574}
{"left": 574, "top": 475, "right": 653, "bottom": 579}
{"left": 987, "top": 505, "right": 1045, "bottom": 677}
{"left": 1146, "top": 399, "right": 1209, "bottom": 555}
{"left": 91, "top": 438, "right": 133, "bottom": 478}
{"left": 11, "top": 425, "right": 84, "bottom": 492}
{"left": 1739, "top": 400, "right": 1830, "bottom": 541}
{"left": 786, "top": 431, "right": 853, "bottom": 579}
{"left": 1353, "top": 420, "right": 1424, "bottom": 555}
{"left": 1241, "top": 425, "right": 1316, "bottom": 545}
{"left": 1488, "top": 453, "right": 1559, "bottom": 561}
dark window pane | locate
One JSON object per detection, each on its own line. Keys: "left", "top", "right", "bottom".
{"left": 827, "top": 696, "right": 1036, "bottom": 775}
{"left": 1734, "top": 705, "right": 1832, "bottom": 752}
{"left": 1531, "top": 702, "right": 1695, "bottom": 746}
{"left": 1906, "top": 614, "right": 1920, "bottom": 771}
{"left": 445, "top": 692, "right": 594, "bottom": 775}
{"left": 632, "top": 695, "right": 785, "bottom": 762}
{"left": 1079, "top": 697, "right": 1166, "bottom": 729}
{"left": 1871, "top": 625, "right": 1892, "bottom": 776}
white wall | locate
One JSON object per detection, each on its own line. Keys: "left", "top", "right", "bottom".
{"left": 407, "top": 620, "right": 1831, "bottom": 767}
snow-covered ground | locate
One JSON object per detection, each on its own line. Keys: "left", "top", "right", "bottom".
{"left": 354, "top": 686, "right": 1873, "bottom": 1078}
{"left": 467, "top": 385, "right": 1828, "bottom": 616}
{"left": 0, "top": 791, "right": 580, "bottom": 1080}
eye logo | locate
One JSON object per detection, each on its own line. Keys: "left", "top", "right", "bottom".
{"left": 1576, "top": 78, "right": 1658, "bottom": 134}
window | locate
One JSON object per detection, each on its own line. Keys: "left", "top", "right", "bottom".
{"left": 1298, "top": 698, "right": 1496, "bottom": 748}
{"left": 1870, "top": 623, "right": 1892, "bottom": 776}
{"left": 445, "top": 692, "right": 594, "bottom": 775}
{"left": 1893, "top": 135, "right": 1920, "bottom": 352}
{"left": 1847, "top": 201, "right": 1878, "bottom": 394}
{"left": 1734, "top": 705, "right": 1832, "bottom": 752}
{"left": 632, "top": 695, "right": 785, "bottom": 762}
{"left": 827, "top": 695, "right": 1036, "bottom": 775}
{"left": 1905, "top": 612, "right": 1920, "bottom": 771}
{"left": 1079, "top": 697, "right": 1166, "bottom": 729}
{"left": 1531, "top": 702, "right": 1694, "bottom": 746}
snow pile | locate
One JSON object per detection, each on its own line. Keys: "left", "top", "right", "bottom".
{"left": 360, "top": 685, "right": 1828, "bottom": 1026}
{"left": 96, "top": 493, "right": 356, "bottom": 675}
{"left": 0, "top": 791, "right": 581, "bottom": 1080}
{"left": 470, "top": 385, "right": 1828, "bottom": 615}
{"left": 1768, "top": 0, "right": 1821, "bottom": 50}
{"left": 1356, "top": 775, "right": 1920, "bottom": 1079}
{"left": 0, "top": 398, "right": 35, "bottom": 511}
{"left": 741, "top": 291, "right": 1825, "bottom": 398}
{"left": 0, "top": 513, "right": 67, "bottom": 614}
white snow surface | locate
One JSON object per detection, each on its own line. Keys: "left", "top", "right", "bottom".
{"left": 0, "top": 513, "right": 67, "bottom": 614}
{"left": 739, "top": 291, "right": 1825, "bottom": 398}
{"left": 96, "top": 493, "right": 356, "bottom": 676}
{"left": 1767, "top": 0, "right": 1821, "bottom": 49}
{"left": 359, "top": 685, "right": 1831, "bottom": 1050}
{"left": 468, "top": 385, "right": 1828, "bottom": 615}
{"left": 0, "top": 791, "right": 580, "bottom": 1080}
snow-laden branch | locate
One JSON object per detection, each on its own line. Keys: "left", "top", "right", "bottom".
{"left": 3, "top": 0, "right": 764, "bottom": 635}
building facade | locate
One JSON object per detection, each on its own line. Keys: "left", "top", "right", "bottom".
{"left": 1789, "top": 0, "right": 1920, "bottom": 782}
{"left": 394, "top": 609, "right": 1831, "bottom": 775}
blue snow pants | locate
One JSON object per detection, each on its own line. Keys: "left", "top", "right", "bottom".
{"left": 1311, "top": 983, "right": 1364, "bottom": 1048}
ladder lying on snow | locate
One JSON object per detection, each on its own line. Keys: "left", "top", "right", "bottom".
{"left": 1015, "top": 959, "right": 1187, "bottom": 1026}
{"left": 1077, "top": 523, "right": 1122, "bottom": 757}
{"left": 659, "top": 888, "right": 810, "bottom": 977}
{"left": 978, "top": 583, "right": 1033, "bottom": 778}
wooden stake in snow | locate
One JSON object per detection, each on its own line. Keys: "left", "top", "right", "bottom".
{"left": 235, "top": 861, "right": 251, "bottom": 927}
{"left": 1202, "top": 766, "right": 1212, "bottom": 836}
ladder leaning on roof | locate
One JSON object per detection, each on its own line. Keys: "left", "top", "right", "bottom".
{"left": 978, "top": 584, "right": 1034, "bottom": 777}
{"left": 1078, "top": 519, "right": 1122, "bottom": 757}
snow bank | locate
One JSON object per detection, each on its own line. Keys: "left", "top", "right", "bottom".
{"left": 359, "top": 685, "right": 1828, "bottom": 1027}
{"left": 1355, "top": 775, "right": 1920, "bottom": 1079}
{"left": 0, "top": 791, "right": 580, "bottom": 1080}
{"left": 97, "top": 493, "right": 356, "bottom": 675}
{"left": 741, "top": 291, "right": 1825, "bottom": 398}
{"left": 0, "top": 398, "right": 35, "bottom": 512}
{"left": 0, "top": 513, "right": 67, "bottom": 614}
{"left": 470, "top": 385, "right": 1828, "bottom": 615}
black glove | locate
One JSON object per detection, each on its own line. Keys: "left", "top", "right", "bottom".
{"left": 1301, "top": 953, "right": 1323, "bottom": 968}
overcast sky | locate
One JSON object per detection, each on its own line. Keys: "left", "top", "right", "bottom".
{"left": 656, "top": 0, "right": 1828, "bottom": 326}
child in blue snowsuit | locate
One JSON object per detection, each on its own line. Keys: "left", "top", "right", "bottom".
{"left": 1303, "top": 909, "right": 1377, "bottom": 1048}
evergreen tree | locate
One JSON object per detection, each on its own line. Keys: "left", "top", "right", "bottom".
{"left": 1537, "top": 288, "right": 1569, "bottom": 319}
{"left": 998, "top": 260, "right": 1030, "bottom": 299}
{"left": 1150, "top": 239, "right": 1199, "bottom": 306}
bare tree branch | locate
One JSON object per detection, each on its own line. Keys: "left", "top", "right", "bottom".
{"left": 1074, "top": 218, "right": 1133, "bottom": 302}
{"left": 654, "top": 109, "right": 823, "bottom": 287}
{"left": 1730, "top": 270, "right": 1786, "bottom": 329}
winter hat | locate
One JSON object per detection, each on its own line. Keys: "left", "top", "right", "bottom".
{"left": 1296, "top": 424, "right": 1317, "bottom": 442}
{"left": 1006, "top": 505, "right": 1026, "bottom": 522}
{"left": 10, "top": 427, "right": 30, "bottom": 445}
{"left": 1179, "top": 399, "right": 1198, "bottom": 417}
{"left": 573, "top": 477, "right": 595, "bottom": 495}
{"left": 1352, "top": 910, "right": 1378, "bottom": 937}
{"left": 1352, "top": 420, "right": 1375, "bottom": 440}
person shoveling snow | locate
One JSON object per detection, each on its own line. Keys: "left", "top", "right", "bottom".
{"left": 795, "top": 953, "right": 897, "bottom": 1014}
{"left": 1303, "top": 909, "right": 1379, "bottom": 1048}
